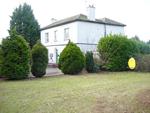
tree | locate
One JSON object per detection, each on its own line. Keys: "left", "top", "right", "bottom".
{"left": 131, "top": 35, "right": 140, "bottom": 41}
{"left": 0, "top": 45, "right": 2, "bottom": 76}
{"left": 147, "top": 40, "right": 150, "bottom": 45}
{"left": 10, "top": 3, "right": 40, "bottom": 48}
{"left": 58, "top": 42, "right": 85, "bottom": 74}
{"left": 31, "top": 41, "right": 48, "bottom": 77}
{"left": 131, "top": 38, "right": 150, "bottom": 54}
{"left": 85, "top": 51, "right": 95, "bottom": 73}
{"left": 1, "top": 29, "right": 30, "bottom": 80}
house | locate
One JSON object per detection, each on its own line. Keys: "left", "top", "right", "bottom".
{"left": 40, "top": 5, "right": 126, "bottom": 64}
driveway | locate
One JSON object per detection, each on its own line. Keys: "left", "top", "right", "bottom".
{"left": 46, "top": 67, "right": 63, "bottom": 76}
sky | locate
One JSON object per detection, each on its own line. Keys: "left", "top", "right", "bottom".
{"left": 0, "top": 0, "right": 150, "bottom": 42}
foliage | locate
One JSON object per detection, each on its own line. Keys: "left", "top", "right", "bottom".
{"left": 1, "top": 29, "right": 30, "bottom": 79}
{"left": 58, "top": 41, "right": 85, "bottom": 74}
{"left": 10, "top": 3, "right": 40, "bottom": 48}
{"left": 132, "top": 35, "right": 140, "bottom": 41}
{"left": 0, "top": 46, "right": 2, "bottom": 76}
{"left": 135, "top": 54, "right": 150, "bottom": 72}
{"left": 31, "top": 41, "right": 48, "bottom": 77}
{"left": 147, "top": 40, "right": 150, "bottom": 45}
{"left": 98, "top": 34, "right": 139, "bottom": 71}
{"left": 131, "top": 38, "right": 150, "bottom": 54}
{"left": 85, "top": 51, "right": 97, "bottom": 73}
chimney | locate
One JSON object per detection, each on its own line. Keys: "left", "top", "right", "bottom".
{"left": 51, "top": 18, "right": 57, "bottom": 23}
{"left": 87, "top": 5, "right": 95, "bottom": 21}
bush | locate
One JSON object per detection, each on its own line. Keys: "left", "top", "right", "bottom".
{"left": 31, "top": 41, "right": 48, "bottom": 77}
{"left": 58, "top": 41, "right": 85, "bottom": 74}
{"left": 0, "top": 46, "right": 2, "bottom": 76}
{"left": 97, "top": 34, "right": 139, "bottom": 71}
{"left": 85, "top": 51, "right": 96, "bottom": 73}
{"left": 135, "top": 54, "right": 150, "bottom": 72}
{"left": 1, "top": 29, "right": 30, "bottom": 79}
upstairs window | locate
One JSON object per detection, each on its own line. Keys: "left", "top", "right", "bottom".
{"left": 45, "top": 32, "right": 49, "bottom": 43}
{"left": 64, "top": 28, "right": 69, "bottom": 40}
{"left": 54, "top": 30, "right": 57, "bottom": 42}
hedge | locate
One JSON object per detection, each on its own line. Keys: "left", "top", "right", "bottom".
{"left": 97, "top": 34, "right": 139, "bottom": 71}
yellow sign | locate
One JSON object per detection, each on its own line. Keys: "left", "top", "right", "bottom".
{"left": 128, "top": 57, "right": 136, "bottom": 70}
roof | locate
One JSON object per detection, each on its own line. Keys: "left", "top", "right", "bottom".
{"left": 41, "top": 14, "right": 126, "bottom": 30}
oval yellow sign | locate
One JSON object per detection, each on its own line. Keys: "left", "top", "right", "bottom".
{"left": 128, "top": 57, "right": 136, "bottom": 70}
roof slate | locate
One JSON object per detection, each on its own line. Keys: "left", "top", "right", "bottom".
{"left": 41, "top": 14, "right": 126, "bottom": 30}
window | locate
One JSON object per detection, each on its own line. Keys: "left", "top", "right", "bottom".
{"left": 45, "top": 32, "right": 49, "bottom": 43}
{"left": 64, "top": 28, "right": 69, "bottom": 40}
{"left": 54, "top": 30, "right": 57, "bottom": 42}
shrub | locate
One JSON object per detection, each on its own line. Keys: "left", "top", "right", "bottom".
{"left": 1, "top": 29, "right": 30, "bottom": 79}
{"left": 85, "top": 51, "right": 96, "bottom": 73}
{"left": 31, "top": 41, "right": 48, "bottom": 77}
{"left": 0, "top": 46, "right": 2, "bottom": 76}
{"left": 97, "top": 34, "right": 139, "bottom": 71}
{"left": 135, "top": 54, "right": 150, "bottom": 72}
{"left": 58, "top": 41, "right": 85, "bottom": 74}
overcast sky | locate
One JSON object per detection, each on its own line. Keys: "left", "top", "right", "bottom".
{"left": 0, "top": 0, "right": 150, "bottom": 42}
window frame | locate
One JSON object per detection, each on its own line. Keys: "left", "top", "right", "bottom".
{"left": 64, "top": 28, "right": 69, "bottom": 40}
{"left": 45, "top": 32, "right": 49, "bottom": 43}
{"left": 54, "top": 30, "right": 57, "bottom": 42}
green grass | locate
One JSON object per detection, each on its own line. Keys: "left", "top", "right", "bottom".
{"left": 0, "top": 72, "right": 150, "bottom": 113}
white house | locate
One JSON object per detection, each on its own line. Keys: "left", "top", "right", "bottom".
{"left": 40, "top": 5, "right": 126, "bottom": 64}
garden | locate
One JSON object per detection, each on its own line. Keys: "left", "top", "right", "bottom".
{"left": 0, "top": 3, "right": 150, "bottom": 113}
{"left": 0, "top": 72, "right": 150, "bottom": 113}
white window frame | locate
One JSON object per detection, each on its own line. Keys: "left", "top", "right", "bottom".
{"left": 45, "top": 32, "right": 49, "bottom": 43}
{"left": 54, "top": 30, "right": 57, "bottom": 42}
{"left": 64, "top": 28, "right": 69, "bottom": 40}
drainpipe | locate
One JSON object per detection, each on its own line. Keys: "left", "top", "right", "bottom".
{"left": 104, "top": 24, "right": 106, "bottom": 37}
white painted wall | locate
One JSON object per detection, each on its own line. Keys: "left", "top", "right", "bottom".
{"left": 46, "top": 45, "right": 65, "bottom": 63}
{"left": 77, "top": 21, "right": 104, "bottom": 44}
{"left": 41, "top": 22, "right": 78, "bottom": 46}
{"left": 106, "top": 25, "right": 124, "bottom": 35}
{"left": 41, "top": 21, "right": 125, "bottom": 63}
{"left": 76, "top": 21, "right": 124, "bottom": 53}
{"left": 41, "top": 22, "right": 78, "bottom": 63}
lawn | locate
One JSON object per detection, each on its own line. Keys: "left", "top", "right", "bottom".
{"left": 0, "top": 72, "right": 150, "bottom": 113}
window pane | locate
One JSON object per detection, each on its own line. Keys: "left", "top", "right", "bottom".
{"left": 64, "top": 28, "right": 69, "bottom": 40}
{"left": 45, "top": 32, "right": 49, "bottom": 43}
{"left": 54, "top": 30, "right": 57, "bottom": 42}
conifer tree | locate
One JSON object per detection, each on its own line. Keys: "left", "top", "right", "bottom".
{"left": 10, "top": 3, "right": 40, "bottom": 48}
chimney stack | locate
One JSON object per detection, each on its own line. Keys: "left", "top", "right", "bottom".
{"left": 87, "top": 5, "right": 95, "bottom": 21}
{"left": 51, "top": 18, "right": 57, "bottom": 23}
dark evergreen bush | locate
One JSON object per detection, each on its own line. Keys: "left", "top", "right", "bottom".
{"left": 1, "top": 29, "right": 30, "bottom": 79}
{"left": 58, "top": 42, "right": 85, "bottom": 74}
{"left": 0, "top": 46, "right": 2, "bottom": 76}
{"left": 31, "top": 41, "right": 48, "bottom": 77}
{"left": 85, "top": 51, "right": 95, "bottom": 73}
{"left": 135, "top": 54, "right": 150, "bottom": 72}
{"left": 97, "top": 34, "right": 139, "bottom": 71}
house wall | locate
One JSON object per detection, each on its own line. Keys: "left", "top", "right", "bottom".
{"left": 41, "top": 22, "right": 78, "bottom": 63}
{"left": 106, "top": 25, "right": 124, "bottom": 35}
{"left": 76, "top": 21, "right": 124, "bottom": 52}
{"left": 41, "top": 21, "right": 125, "bottom": 63}
{"left": 41, "top": 22, "right": 78, "bottom": 46}
{"left": 46, "top": 45, "right": 65, "bottom": 63}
